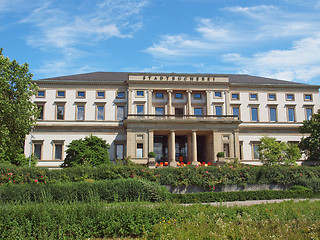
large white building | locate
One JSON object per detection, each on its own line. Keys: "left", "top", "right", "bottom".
{"left": 24, "top": 72, "right": 320, "bottom": 167}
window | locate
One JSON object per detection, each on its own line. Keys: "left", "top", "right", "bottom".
{"left": 223, "top": 143, "right": 230, "bottom": 158}
{"left": 136, "top": 90, "right": 144, "bottom": 97}
{"left": 116, "top": 144, "right": 124, "bottom": 159}
{"left": 304, "top": 94, "right": 312, "bottom": 101}
{"left": 232, "top": 106, "right": 240, "bottom": 119}
{"left": 37, "top": 104, "right": 44, "bottom": 120}
{"left": 268, "top": 93, "right": 276, "bottom": 101}
{"left": 214, "top": 91, "right": 222, "bottom": 98}
{"left": 231, "top": 93, "right": 239, "bottom": 100}
{"left": 155, "top": 92, "right": 163, "bottom": 98}
{"left": 77, "top": 91, "right": 86, "bottom": 98}
{"left": 175, "top": 108, "right": 183, "bottom": 117}
{"left": 194, "top": 108, "right": 203, "bottom": 116}
{"left": 56, "top": 104, "right": 65, "bottom": 120}
{"left": 117, "top": 92, "right": 125, "bottom": 99}
{"left": 37, "top": 90, "right": 45, "bottom": 98}
{"left": 252, "top": 143, "right": 260, "bottom": 159}
{"left": 175, "top": 93, "right": 182, "bottom": 99}
{"left": 137, "top": 105, "right": 144, "bottom": 115}
{"left": 269, "top": 107, "right": 277, "bottom": 122}
{"left": 53, "top": 142, "right": 63, "bottom": 160}
{"left": 117, "top": 106, "right": 125, "bottom": 120}
{"left": 194, "top": 93, "right": 201, "bottom": 99}
{"left": 287, "top": 107, "right": 295, "bottom": 122}
{"left": 215, "top": 105, "right": 222, "bottom": 116}
{"left": 155, "top": 107, "right": 164, "bottom": 116}
{"left": 286, "top": 94, "right": 294, "bottom": 101}
{"left": 33, "top": 142, "right": 42, "bottom": 160}
{"left": 137, "top": 143, "right": 143, "bottom": 158}
{"left": 76, "top": 105, "right": 85, "bottom": 121}
{"left": 96, "top": 105, "right": 105, "bottom": 120}
{"left": 251, "top": 107, "right": 258, "bottom": 122}
{"left": 306, "top": 107, "right": 313, "bottom": 120}
{"left": 97, "top": 91, "right": 105, "bottom": 98}
{"left": 250, "top": 93, "right": 258, "bottom": 100}
{"left": 57, "top": 91, "right": 65, "bottom": 98}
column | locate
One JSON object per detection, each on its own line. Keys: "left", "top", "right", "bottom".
{"left": 187, "top": 90, "right": 192, "bottom": 115}
{"left": 127, "top": 89, "right": 133, "bottom": 116}
{"left": 148, "top": 90, "right": 153, "bottom": 115}
{"left": 187, "top": 133, "right": 192, "bottom": 163}
{"left": 191, "top": 130, "right": 198, "bottom": 165}
{"left": 169, "top": 130, "right": 177, "bottom": 166}
{"left": 224, "top": 91, "right": 230, "bottom": 115}
{"left": 206, "top": 133, "right": 212, "bottom": 163}
{"left": 206, "top": 91, "right": 211, "bottom": 116}
{"left": 229, "top": 133, "right": 235, "bottom": 158}
{"left": 167, "top": 90, "right": 172, "bottom": 116}
{"left": 234, "top": 130, "right": 240, "bottom": 159}
{"left": 148, "top": 130, "right": 154, "bottom": 153}
{"left": 212, "top": 130, "right": 218, "bottom": 162}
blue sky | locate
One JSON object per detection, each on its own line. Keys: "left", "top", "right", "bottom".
{"left": 1, "top": 0, "right": 320, "bottom": 85}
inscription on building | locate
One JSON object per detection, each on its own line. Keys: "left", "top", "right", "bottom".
{"left": 129, "top": 74, "right": 229, "bottom": 82}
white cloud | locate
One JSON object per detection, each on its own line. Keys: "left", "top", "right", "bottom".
{"left": 223, "top": 36, "right": 320, "bottom": 82}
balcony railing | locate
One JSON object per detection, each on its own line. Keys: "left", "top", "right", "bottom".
{"left": 125, "top": 114, "right": 239, "bottom": 121}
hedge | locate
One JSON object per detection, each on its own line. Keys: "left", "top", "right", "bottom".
{"left": 1, "top": 200, "right": 320, "bottom": 239}
{"left": 1, "top": 163, "right": 320, "bottom": 191}
{"left": 0, "top": 179, "right": 168, "bottom": 203}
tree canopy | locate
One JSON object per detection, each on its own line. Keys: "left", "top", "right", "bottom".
{"left": 299, "top": 110, "right": 320, "bottom": 161}
{"left": 0, "top": 49, "right": 38, "bottom": 165}
{"left": 258, "top": 136, "right": 301, "bottom": 166}
{"left": 61, "top": 135, "right": 111, "bottom": 167}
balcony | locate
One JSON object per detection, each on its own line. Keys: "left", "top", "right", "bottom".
{"left": 125, "top": 114, "right": 239, "bottom": 122}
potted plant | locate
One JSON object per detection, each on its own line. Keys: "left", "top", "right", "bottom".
{"left": 216, "top": 152, "right": 225, "bottom": 162}
{"left": 148, "top": 152, "right": 156, "bottom": 168}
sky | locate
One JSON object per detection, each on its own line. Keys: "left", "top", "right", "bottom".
{"left": 1, "top": 0, "right": 320, "bottom": 85}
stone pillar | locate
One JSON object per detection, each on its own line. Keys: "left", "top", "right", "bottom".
{"left": 206, "top": 91, "right": 211, "bottom": 116}
{"left": 187, "top": 90, "right": 192, "bottom": 115}
{"left": 169, "top": 130, "right": 177, "bottom": 166}
{"left": 212, "top": 130, "right": 218, "bottom": 162}
{"left": 187, "top": 133, "right": 192, "bottom": 163}
{"left": 148, "top": 130, "right": 154, "bottom": 153}
{"left": 229, "top": 133, "right": 235, "bottom": 158}
{"left": 148, "top": 90, "right": 153, "bottom": 115}
{"left": 224, "top": 91, "right": 230, "bottom": 115}
{"left": 234, "top": 130, "right": 240, "bottom": 159}
{"left": 127, "top": 90, "right": 133, "bottom": 116}
{"left": 167, "top": 90, "right": 172, "bottom": 115}
{"left": 126, "top": 130, "right": 135, "bottom": 158}
{"left": 191, "top": 130, "right": 198, "bottom": 165}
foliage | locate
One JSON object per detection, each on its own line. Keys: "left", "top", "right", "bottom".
{"left": 0, "top": 49, "right": 38, "bottom": 165}
{"left": 2, "top": 163, "right": 320, "bottom": 191}
{"left": 300, "top": 110, "right": 320, "bottom": 161}
{"left": 0, "top": 200, "right": 320, "bottom": 239}
{"left": 217, "top": 152, "right": 224, "bottom": 158}
{"left": 148, "top": 151, "right": 156, "bottom": 158}
{"left": 258, "top": 136, "right": 301, "bottom": 166}
{"left": 61, "top": 135, "right": 110, "bottom": 167}
{"left": 0, "top": 179, "right": 169, "bottom": 203}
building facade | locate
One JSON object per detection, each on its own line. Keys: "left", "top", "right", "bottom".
{"left": 24, "top": 72, "right": 320, "bottom": 167}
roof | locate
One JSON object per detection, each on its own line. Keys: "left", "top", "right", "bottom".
{"left": 36, "top": 71, "right": 314, "bottom": 87}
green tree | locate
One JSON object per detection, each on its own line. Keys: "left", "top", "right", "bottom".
{"left": 299, "top": 110, "right": 320, "bottom": 161}
{"left": 0, "top": 49, "right": 38, "bottom": 165}
{"left": 258, "top": 136, "right": 301, "bottom": 166}
{"left": 61, "top": 135, "right": 110, "bottom": 167}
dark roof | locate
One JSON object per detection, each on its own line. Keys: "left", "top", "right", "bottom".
{"left": 36, "top": 71, "right": 312, "bottom": 86}
{"left": 229, "top": 74, "right": 305, "bottom": 85}
{"left": 38, "top": 72, "right": 128, "bottom": 82}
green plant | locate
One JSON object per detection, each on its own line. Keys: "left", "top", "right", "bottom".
{"left": 217, "top": 152, "right": 224, "bottom": 158}
{"left": 61, "top": 135, "right": 110, "bottom": 167}
{"left": 148, "top": 152, "right": 156, "bottom": 158}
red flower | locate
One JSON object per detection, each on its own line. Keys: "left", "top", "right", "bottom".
{"left": 34, "top": 179, "right": 38, "bottom": 182}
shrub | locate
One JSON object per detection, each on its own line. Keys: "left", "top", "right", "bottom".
{"left": 61, "top": 135, "right": 110, "bottom": 167}
{"left": 0, "top": 179, "right": 169, "bottom": 203}
{"left": 148, "top": 152, "right": 156, "bottom": 158}
{"left": 217, "top": 152, "right": 224, "bottom": 158}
